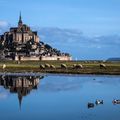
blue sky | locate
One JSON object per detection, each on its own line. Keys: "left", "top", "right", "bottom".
{"left": 0, "top": 0, "right": 120, "bottom": 60}
{"left": 0, "top": 0, "right": 120, "bottom": 36}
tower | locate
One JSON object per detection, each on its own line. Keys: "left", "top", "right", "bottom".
{"left": 18, "top": 12, "right": 23, "bottom": 27}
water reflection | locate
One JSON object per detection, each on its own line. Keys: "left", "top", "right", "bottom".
{"left": 0, "top": 75, "right": 120, "bottom": 120}
{"left": 0, "top": 75, "right": 44, "bottom": 110}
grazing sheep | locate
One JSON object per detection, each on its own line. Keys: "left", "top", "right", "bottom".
{"left": 61, "top": 64, "right": 67, "bottom": 69}
{"left": 50, "top": 65, "right": 56, "bottom": 69}
{"left": 73, "top": 64, "right": 77, "bottom": 68}
{"left": 78, "top": 64, "right": 83, "bottom": 69}
{"left": 40, "top": 64, "right": 45, "bottom": 69}
{"left": 2, "top": 64, "right": 6, "bottom": 69}
{"left": 100, "top": 63, "right": 106, "bottom": 69}
{"left": 73, "top": 64, "right": 83, "bottom": 69}
{"left": 45, "top": 64, "right": 50, "bottom": 68}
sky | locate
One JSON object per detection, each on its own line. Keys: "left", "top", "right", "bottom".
{"left": 0, "top": 0, "right": 120, "bottom": 36}
{"left": 0, "top": 0, "right": 120, "bottom": 59}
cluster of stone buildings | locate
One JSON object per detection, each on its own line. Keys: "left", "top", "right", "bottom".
{"left": 0, "top": 13, "right": 72, "bottom": 61}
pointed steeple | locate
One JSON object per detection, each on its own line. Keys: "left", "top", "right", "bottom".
{"left": 18, "top": 12, "right": 23, "bottom": 27}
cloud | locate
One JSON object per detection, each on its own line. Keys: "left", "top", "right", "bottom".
{"left": 0, "top": 21, "right": 10, "bottom": 34}
{"left": 0, "top": 21, "right": 8, "bottom": 27}
{"left": 1, "top": 25, "right": 120, "bottom": 59}
{"left": 37, "top": 27, "right": 120, "bottom": 47}
{"left": 35, "top": 27, "right": 120, "bottom": 59}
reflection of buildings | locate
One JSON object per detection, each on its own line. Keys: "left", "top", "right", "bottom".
{"left": 0, "top": 75, "right": 44, "bottom": 110}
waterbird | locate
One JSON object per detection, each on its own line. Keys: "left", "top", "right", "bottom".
{"left": 112, "top": 99, "right": 120, "bottom": 104}
{"left": 88, "top": 103, "right": 94, "bottom": 109}
{"left": 95, "top": 100, "right": 103, "bottom": 105}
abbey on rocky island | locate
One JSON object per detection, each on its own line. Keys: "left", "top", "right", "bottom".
{"left": 0, "top": 13, "right": 71, "bottom": 61}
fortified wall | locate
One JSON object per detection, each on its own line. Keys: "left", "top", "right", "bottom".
{"left": 15, "top": 55, "right": 72, "bottom": 61}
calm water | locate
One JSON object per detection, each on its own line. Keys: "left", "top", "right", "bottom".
{"left": 0, "top": 73, "right": 120, "bottom": 120}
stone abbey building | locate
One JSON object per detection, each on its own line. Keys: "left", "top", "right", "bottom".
{"left": 4, "top": 13, "right": 39, "bottom": 45}
{"left": 0, "top": 14, "right": 72, "bottom": 61}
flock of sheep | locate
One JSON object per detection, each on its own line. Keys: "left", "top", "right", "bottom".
{"left": 39, "top": 63, "right": 106, "bottom": 69}
{"left": 2, "top": 63, "right": 106, "bottom": 70}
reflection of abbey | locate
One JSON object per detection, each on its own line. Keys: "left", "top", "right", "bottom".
{"left": 0, "top": 13, "right": 72, "bottom": 61}
{"left": 0, "top": 75, "right": 44, "bottom": 109}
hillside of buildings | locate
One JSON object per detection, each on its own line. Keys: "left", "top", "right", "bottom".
{"left": 0, "top": 14, "right": 71, "bottom": 61}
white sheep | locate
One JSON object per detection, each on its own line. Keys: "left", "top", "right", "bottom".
{"left": 2, "top": 64, "right": 6, "bottom": 69}
{"left": 100, "top": 63, "right": 106, "bottom": 69}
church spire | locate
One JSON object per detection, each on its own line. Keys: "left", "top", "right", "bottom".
{"left": 18, "top": 12, "right": 23, "bottom": 27}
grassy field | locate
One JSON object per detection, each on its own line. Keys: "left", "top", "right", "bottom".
{"left": 0, "top": 60, "right": 120, "bottom": 75}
